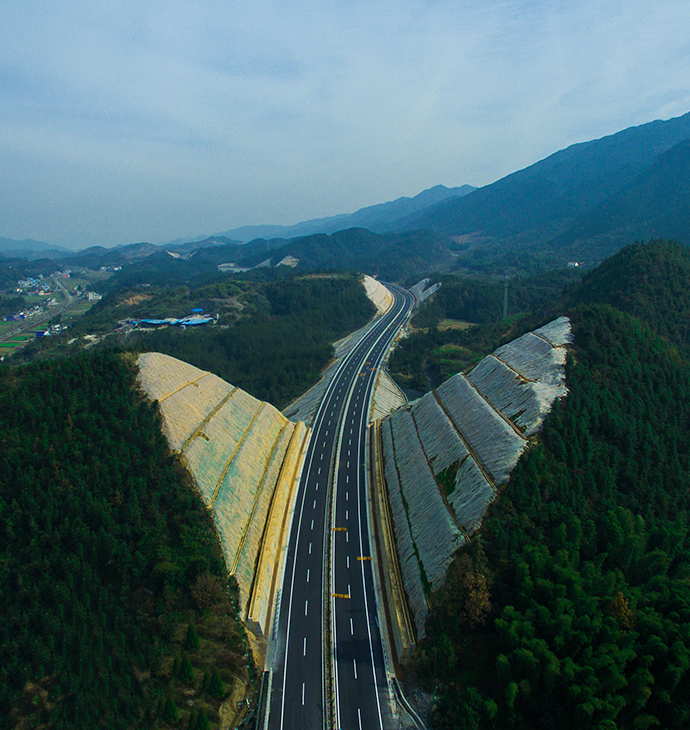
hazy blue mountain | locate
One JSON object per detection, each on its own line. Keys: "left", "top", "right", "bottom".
{"left": 547, "top": 138, "right": 690, "bottom": 261}
{"left": 389, "top": 112, "right": 690, "bottom": 265}
{"left": 0, "top": 237, "right": 70, "bottom": 261}
{"left": 213, "top": 184, "right": 475, "bottom": 242}
{"left": 64, "top": 237, "right": 243, "bottom": 269}
{"left": 165, "top": 236, "right": 242, "bottom": 254}
{"left": 0, "top": 237, "right": 52, "bottom": 251}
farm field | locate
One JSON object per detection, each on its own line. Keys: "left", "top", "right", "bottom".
{"left": 437, "top": 318, "right": 475, "bottom": 331}
{"left": 0, "top": 332, "right": 37, "bottom": 357}
{"left": 59, "top": 299, "right": 96, "bottom": 326}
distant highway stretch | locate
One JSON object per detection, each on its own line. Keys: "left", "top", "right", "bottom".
{"left": 266, "top": 283, "right": 414, "bottom": 730}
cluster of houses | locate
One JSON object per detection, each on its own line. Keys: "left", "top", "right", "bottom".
{"left": 15, "top": 276, "right": 55, "bottom": 296}
{"left": 3, "top": 304, "right": 46, "bottom": 322}
{"left": 35, "top": 324, "right": 64, "bottom": 338}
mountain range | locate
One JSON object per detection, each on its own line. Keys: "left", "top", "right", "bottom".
{"left": 0, "top": 237, "right": 70, "bottom": 261}
{"left": 208, "top": 184, "right": 476, "bottom": 242}
{"left": 392, "top": 110, "right": 690, "bottom": 268}
{"left": 3, "top": 111, "right": 690, "bottom": 277}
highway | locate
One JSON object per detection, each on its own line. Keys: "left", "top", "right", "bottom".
{"left": 266, "top": 283, "right": 414, "bottom": 730}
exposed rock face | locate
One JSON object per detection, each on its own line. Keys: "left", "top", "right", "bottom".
{"left": 381, "top": 317, "right": 573, "bottom": 637}
{"left": 137, "top": 353, "right": 308, "bottom": 629}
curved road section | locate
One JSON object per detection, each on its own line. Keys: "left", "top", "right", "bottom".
{"left": 266, "top": 284, "right": 414, "bottom": 730}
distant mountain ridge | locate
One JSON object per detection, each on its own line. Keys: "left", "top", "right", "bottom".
{"left": 398, "top": 113, "right": 690, "bottom": 238}
{"left": 6, "top": 111, "right": 690, "bottom": 275}
{"left": 0, "top": 237, "right": 69, "bottom": 261}
{"left": 212, "top": 184, "right": 476, "bottom": 242}
{"left": 549, "top": 138, "right": 690, "bottom": 260}
{"left": 390, "top": 111, "right": 690, "bottom": 269}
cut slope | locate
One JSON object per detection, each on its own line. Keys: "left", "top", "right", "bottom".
{"left": 137, "top": 353, "right": 309, "bottom": 638}
{"left": 381, "top": 317, "right": 572, "bottom": 636}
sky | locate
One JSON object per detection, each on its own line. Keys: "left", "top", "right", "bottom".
{"left": 2, "top": 0, "right": 690, "bottom": 250}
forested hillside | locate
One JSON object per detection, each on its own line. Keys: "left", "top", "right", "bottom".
{"left": 15, "top": 274, "right": 376, "bottom": 409}
{"left": 567, "top": 238, "right": 690, "bottom": 356}
{"left": 396, "top": 112, "right": 690, "bottom": 271}
{"left": 415, "top": 240, "right": 690, "bottom": 729}
{"left": 0, "top": 352, "right": 250, "bottom": 729}
{"left": 233, "top": 228, "right": 456, "bottom": 281}
{"left": 128, "top": 275, "right": 375, "bottom": 407}
{"left": 552, "top": 141, "right": 690, "bottom": 261}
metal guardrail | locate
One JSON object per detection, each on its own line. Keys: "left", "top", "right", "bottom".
{"left": 391, "top": 678, "right": 429, "bottom": 730}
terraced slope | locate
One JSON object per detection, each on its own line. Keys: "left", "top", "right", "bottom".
{"left": 137, "top": 353, "right": 309, "bottom": 638}
{"left": 381, "top": 317, "right": 572, "bottom": 636}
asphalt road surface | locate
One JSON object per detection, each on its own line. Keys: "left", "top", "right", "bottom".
{"left": 266, "top": 284, "right": 414, "bottom": 730}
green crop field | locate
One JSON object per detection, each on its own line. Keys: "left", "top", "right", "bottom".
{"left": 60, "top": 301, "right": 95, "bottom": 325}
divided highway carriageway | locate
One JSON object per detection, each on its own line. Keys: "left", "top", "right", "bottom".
{"left": 264, "top": 284, "right": 414, "bottom": 730}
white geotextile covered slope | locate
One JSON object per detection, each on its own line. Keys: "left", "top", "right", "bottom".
{"left": 363, "top": 274, "right": 394, "bottom": 315}
{"left": 370, "top": 370, "right": 407, "bottom": 421}
{"left": 382, "top": 317, "right": 572, "bottom": 637}
{"left": 137, "top": 353, "right": 299, "bottom": 610}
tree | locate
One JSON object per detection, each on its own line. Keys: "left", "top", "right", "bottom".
{"left": 195, "top": 709, "right": 210, "bottom": 730}
{"left": 608, "top": 592, "right": 635, "bottom": 631}
{"left": 186, "top": 709, "right": 197, "bottom": 730}
{"left": 163, "top": 696, "right": 179, "bottom": 724}
{"left": 185, "top": 621, "right": 200, "bottom": 651}
{"left": 179, "top": 654, "right": 195, "bottom": 684}
{"left": 208, "top": 668, "right": 224, "bottom": 700}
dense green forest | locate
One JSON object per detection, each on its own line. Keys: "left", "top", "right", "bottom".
{"left": 0, "top": 351, "right": 251, "bottom": 729}
{"left": 566, "top": 238, "right": 690, "bottom": 357}
{"left": 417, "top": 239, "right": 690, "bottom": 729}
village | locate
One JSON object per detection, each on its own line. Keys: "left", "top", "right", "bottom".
{"left": 0, "top": 269, "right": 105, "bottom": 357}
